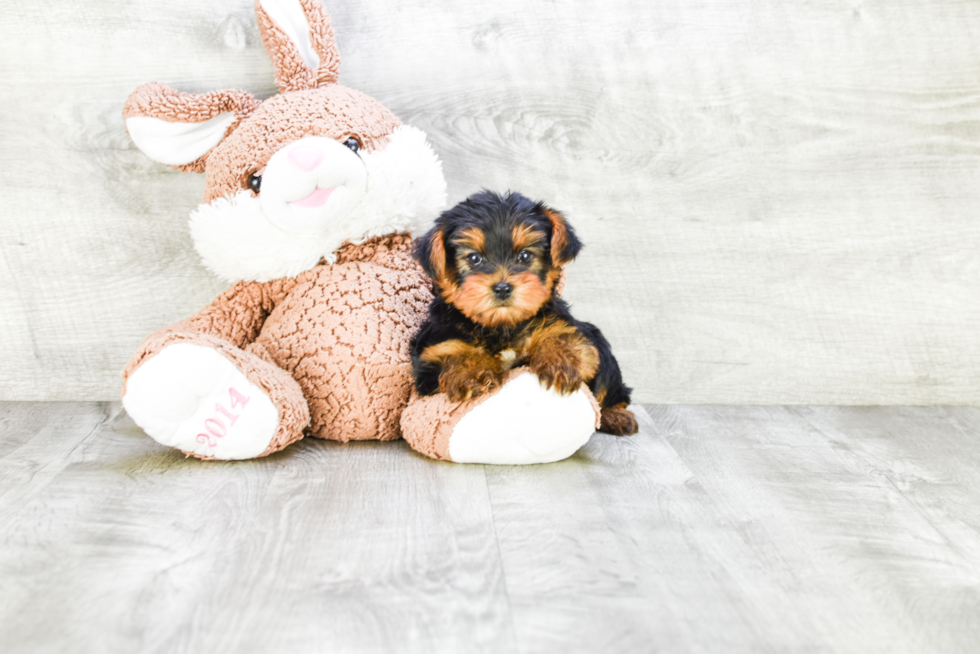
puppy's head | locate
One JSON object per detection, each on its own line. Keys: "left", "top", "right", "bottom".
{"left": 414, "top": 190, "right": 582, "bottom": 327}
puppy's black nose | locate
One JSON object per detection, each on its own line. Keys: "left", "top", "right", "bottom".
{"left": 492, "top": 282, "right": 513, "bottom": 299}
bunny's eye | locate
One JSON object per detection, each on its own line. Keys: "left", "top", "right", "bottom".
{"left": 247, "top": 173, "right": 262, "bottom": 194}
{"left": 343, "top": 137, "right": 360, "bottom": 153}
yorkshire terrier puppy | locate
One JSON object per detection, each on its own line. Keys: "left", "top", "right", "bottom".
{"left": 410, "top": 190, "right": 638, "bottom": 436}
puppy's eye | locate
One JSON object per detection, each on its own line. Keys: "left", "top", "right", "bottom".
{"left": 517, "top": 250, "right": 533, "bottom": 265}
{"left": 343, "top": 137, "right": 360, "bottom": 153}
{"left": 247, "top": 173, "right": 262, "bottom": 194}
{"left": 466, "top": 253, "right": 483, "bottom": 267}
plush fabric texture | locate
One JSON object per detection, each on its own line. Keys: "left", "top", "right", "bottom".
{"left": 554, "top": 267, "right": 568, "bottom": 297}
{"left": 399, "top": 369, "right": 520, "bottom": 461}
{"left": 256, "top": 0, "right": 341, "bottom": 92}
{"left": 190, "top": 125, "right": 445, "bottom": 283}
{"left": 400, "top": 367, "right": 602, "bottom": 462}
{"left": 126, "top": 113, "right": 238, "bottom": 168}
{"left": 123, "top": 332, "right": 311, "bottom": 460}
{"left": 250, "top": 234, "right": 432, "bottom": 442}
{"left": 446, "top": 371, "right": 602, "bottom": 464}
{"left": 123, "top": 343, "right": 288, "bottom": 460}
{"left": 202, "top": 87, "right": 402, "bottom": 203}
{"left": 123, "top": 83, "right": 261, "bottom": 173}
{"left": 124, "top": 234, "right": 432, "bottom": 449}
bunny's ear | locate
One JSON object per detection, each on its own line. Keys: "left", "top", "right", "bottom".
{"left": 256, "top": 0, "right": 341, "bottom": 92}
{"left": 123, "top": 83, "right": 260, "bottom": 172}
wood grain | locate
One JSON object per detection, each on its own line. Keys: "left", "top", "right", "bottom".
{"left": 4, "top": 402, "right": 980, "bottom": 652}
{"left": 485, "top": 404, "right": 980, "bottom": 652}
{"left": 0, "top": 404, "right": 512, "bottom": 653}
{"left": 651, "top": 405, "right": 980, "bottom": 653}
{"left": 3, "top": 0, "right": 980, "bottom": 402}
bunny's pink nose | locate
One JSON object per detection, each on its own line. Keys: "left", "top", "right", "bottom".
{"left": 288, "top": 144, "right": 324, "bottom": 172}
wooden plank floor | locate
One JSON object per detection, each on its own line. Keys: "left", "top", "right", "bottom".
{"left": 1, "top": 403, "right": 978, "bottom": 653}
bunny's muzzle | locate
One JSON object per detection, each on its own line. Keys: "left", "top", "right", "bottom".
{"left": 258, "top": 136, "right": 368, "bottom": 234}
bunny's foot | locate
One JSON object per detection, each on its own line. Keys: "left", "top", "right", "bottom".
{"left": 123, "top": 341, "right": 308, "bottom": 460}
{"left": 401, "top": 367, "right": 600, "bottom": 465}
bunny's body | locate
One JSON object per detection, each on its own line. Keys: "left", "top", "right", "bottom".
{"left": 124, "top": 235, "right": 429, "bottom": 458}
{"left": 122, "top": 0, "right": 601, "bottom": 463}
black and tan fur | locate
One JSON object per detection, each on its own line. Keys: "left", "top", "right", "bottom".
{"left": 410, "top": 190, "right": 637, "bottom": 436}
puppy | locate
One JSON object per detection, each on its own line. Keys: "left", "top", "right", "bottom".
{"left": 410, "top": 190, "right": 638, "bottom": 436}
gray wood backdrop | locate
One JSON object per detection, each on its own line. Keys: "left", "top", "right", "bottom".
{"left": 2, "top": 0, "right": 979, "bottom": 404}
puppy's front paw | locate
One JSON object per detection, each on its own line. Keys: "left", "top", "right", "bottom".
{"left": 526, "top": 331, "right": 600, "bottom": 395}
{"left": 530, "top": 351, "right": 587, "bottom": 394}
{"left": 439, "top": 365, "right": 502, "bottom": 402}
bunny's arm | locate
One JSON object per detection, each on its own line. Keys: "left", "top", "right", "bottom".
{"left": 121, "top": 278, "right": 310, "bottom": 460}
{"left": 123, "top": 279, "right": 288, "bottom": 378}
{"left": 166, "top": 280, "right": 278, "bottom": 349}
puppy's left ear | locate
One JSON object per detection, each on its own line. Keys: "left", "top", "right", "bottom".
{"left": 542, "top": 208, "right": 583, "bottom": 266}
{"left": 413, "top": 227, "right": 452, "bottom": 287}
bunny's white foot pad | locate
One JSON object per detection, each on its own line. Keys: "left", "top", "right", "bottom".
{"left": 448, "top": 372, "right": 597, "bottom": 465}
{"left": 123, "top": 343, "right": 279, "bottom": 460}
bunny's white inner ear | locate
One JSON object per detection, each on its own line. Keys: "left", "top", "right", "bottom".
{"left": 126, "top": 113, "right": 238, "bottom": 166}
{"left": 259, "top": 0, "right": 321, "bottom": 71}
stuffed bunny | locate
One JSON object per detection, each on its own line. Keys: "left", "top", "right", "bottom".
{"left": 122, "top": 0, "right": 600, "bottom": 464}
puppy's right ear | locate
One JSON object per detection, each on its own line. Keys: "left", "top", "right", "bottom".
{"left": 542, "top": 208, "right": 583, "bottom": 266}
{"left": 123, "top": 83, "right": 260, "bottom": 173}
{"left": 413, "top": 228, "right": 451, "bottom": 287}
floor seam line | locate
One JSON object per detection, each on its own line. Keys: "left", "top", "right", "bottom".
{"left": 483, "top": 463, "right": 520, "bottom": 651}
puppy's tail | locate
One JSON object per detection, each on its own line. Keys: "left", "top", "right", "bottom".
{"left": 599, "top": 403, "right": 638, "bottom": 436}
